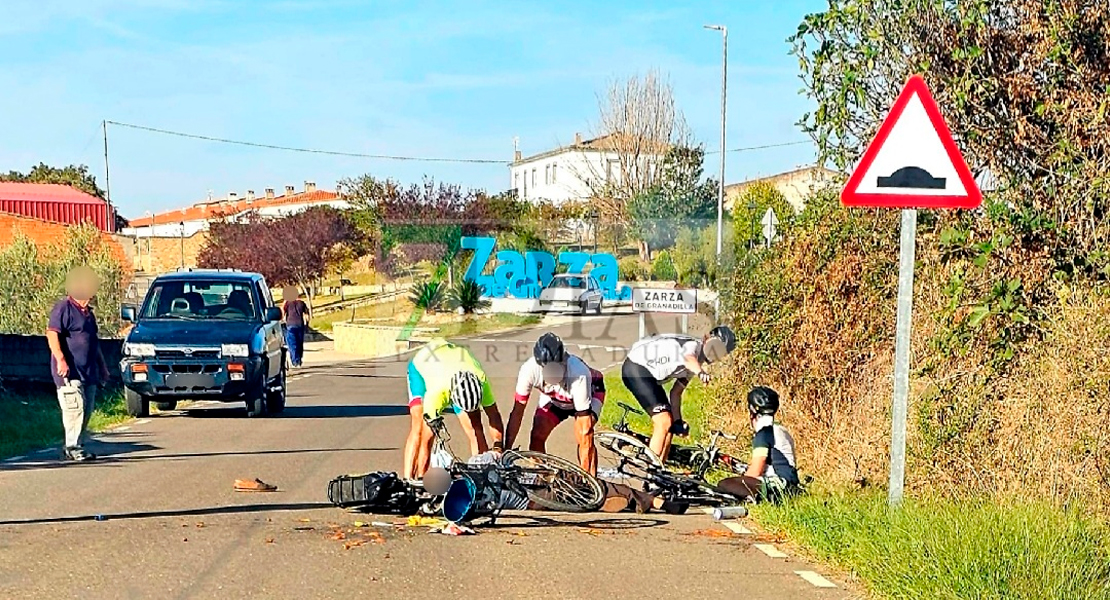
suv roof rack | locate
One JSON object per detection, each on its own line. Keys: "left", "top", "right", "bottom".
{"left": 174, "top": 267, "right": 242, "bottom": 273}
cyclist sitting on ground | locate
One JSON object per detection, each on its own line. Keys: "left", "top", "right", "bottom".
{"left": 718, "top": 386, "right": 799, "bottom": 503}
{"left": 621, "top": 326, "right": 737, "bottom": 461}
{"left": 504, "top": 333, "right": 606, "bottom": 475}
{"left": 403, "top": 338, "right": 505, "bottom": 481}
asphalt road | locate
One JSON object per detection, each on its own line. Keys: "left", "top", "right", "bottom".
{"left": 0, "top": 312, "right": 854, "bottom": 599}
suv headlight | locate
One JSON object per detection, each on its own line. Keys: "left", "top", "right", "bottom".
{"left": 221, "top": 344, "right": 249, "bottom": 358}
{"left": 124, "top": 342, "right": 156, "bottom": 357}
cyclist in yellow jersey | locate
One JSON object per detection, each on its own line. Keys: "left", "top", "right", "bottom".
{"left": 403, "top": 338, "right": 505, "bottom": 480}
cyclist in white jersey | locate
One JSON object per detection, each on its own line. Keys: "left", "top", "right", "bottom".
{"left": 505, "top": 333, "right": 606, "bottom": 474}
{"left": 621, "top": 326, "right": 736, "bottom": 460}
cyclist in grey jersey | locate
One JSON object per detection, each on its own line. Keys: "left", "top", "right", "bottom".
{"left": 621, "top": 327, "right": 737, "bottom": 461}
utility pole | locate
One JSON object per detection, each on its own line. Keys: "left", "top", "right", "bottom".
{"left": 704, "top": 24, "right": 728, "bottom": 320}
{"left": 102, "top": 120, "right": 113, "bottom": 233}
{"left": 179, "top": 221, "right": 185, "bottom": 269}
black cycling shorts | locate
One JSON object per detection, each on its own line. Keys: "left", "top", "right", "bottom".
{"left": 621, "top": 359, "right": 670, "bottom": 416}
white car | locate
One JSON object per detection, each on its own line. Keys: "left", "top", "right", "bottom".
{"left": 538, "top": 274, "right": 604, "bottom": 315}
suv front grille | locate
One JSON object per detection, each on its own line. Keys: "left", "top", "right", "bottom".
{"left": 155, "top": 349, "right": 220, "bottom": 359}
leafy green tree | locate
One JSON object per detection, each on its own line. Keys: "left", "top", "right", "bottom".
{"left": 628, "top": 146, "right": 717, "bottom": 259}
{"left": 651, "top": 250, "right": 677, "bottom": 282}
{"left": 1, "top": 163, "right": 105, "bottom": 199}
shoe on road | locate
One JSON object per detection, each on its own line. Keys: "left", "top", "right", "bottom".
{"left": 62, "top": 447, "right": 97, "bottom": 462}
{"left": 234, "top": 478, "right": 278, "bottom": 492}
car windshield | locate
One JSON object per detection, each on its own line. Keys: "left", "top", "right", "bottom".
{"left": 548, "top": 276, "right": 586, "bottom": 289}
{"left": 141, "top": 280, "right": 258, "bottom": 320}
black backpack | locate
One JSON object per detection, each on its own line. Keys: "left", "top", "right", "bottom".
{"left": 327, "top": 471, "right": 419, "bottom": 514}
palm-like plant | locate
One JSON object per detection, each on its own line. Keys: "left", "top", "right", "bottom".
{"left": 410, "top": 280, "right": 445, "bottom": 314}
{"left": 447, "top": 279, "right": 491, "bottom": 315}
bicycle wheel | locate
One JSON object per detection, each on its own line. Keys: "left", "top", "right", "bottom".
{"left": 652, "top": 470, "right": 742, "bottom": 507}
{"left": 501, "top": 450, "right": 605, "bottom": 512}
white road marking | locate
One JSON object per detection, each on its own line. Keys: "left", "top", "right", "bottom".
{"left": 795, "top": 571, "right": 837, "bottom": 588}
{"left": 754, "top": 544, "right": 788, "bottom": 558}
{"left": 721, "top": 521, "right": 752, "bottom": 535}
{"left": 135, "top": 419, "right": 151, "bottom": 425}
{"left": 113, "top": 426, "right": 130, "bottom": 432}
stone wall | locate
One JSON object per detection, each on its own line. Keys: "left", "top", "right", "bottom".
{"left": 332, "top": 323, "right": 437, "bottom": 358}
{"left": 0, "top": 211, "right": 129, "bottom": 267}
{"left": 0, "top": 334, "right": 124, "bottom": 386}
{"left": 129, "top": 232, "right": 208, "bottom": 273}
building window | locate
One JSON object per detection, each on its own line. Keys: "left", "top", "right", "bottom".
{"left": 552, "top": 163, "right": 557, "bottom": 183}
{"left": 606, "top": 159, "right": 618, "bottom": 183}
{"left": 545, "top": 165, "right": 550, "bottom": 185}
{"left": 532, "top": 169, "right": 537, "bottom": 187}
{"left": 514, "top": 172, "right": 519, "bottom": 192}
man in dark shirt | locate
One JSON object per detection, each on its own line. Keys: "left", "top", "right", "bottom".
{"left": 282, "top": 286, "right": 311, "bottom": 368}
{"left": 46, "top": 266, "right": 111, "bottom": 462}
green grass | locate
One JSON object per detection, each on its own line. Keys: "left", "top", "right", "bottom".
{"left": 312, "top": 297, "right": 411, "bottom": 332}
{"left": 597, "top": 368, "right": 710, "bottom": 441}
{"left": 0, "top": 386, "right": 131, "bottom": 459}
{"left": 753, "top": 491, "right": 1110, "bottom": 600}
{"left": 432, "top": 313, "right": 541, "bottom": 338}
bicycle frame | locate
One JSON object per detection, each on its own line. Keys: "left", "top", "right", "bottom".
{"left": 609, "top": 402, "right": 746, "bottom": 479}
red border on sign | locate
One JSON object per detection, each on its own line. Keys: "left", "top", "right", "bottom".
{"left": 841, "top": 74, "right": 982, "bottom": 209}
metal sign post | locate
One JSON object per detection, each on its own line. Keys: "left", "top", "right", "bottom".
{"left": 840, "top": 75, "right": 983, "bottom": 507}
{"left": 888, "top": 209, "right": 917, "bottom": 505}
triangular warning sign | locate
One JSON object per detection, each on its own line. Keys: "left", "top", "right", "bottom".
{"left": 842, "top": 75, "right": 982, "bottom": 209}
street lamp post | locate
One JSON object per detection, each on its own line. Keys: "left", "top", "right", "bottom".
{"left": 179, "top": 221, "right": 186, "bottom": 269}
{"left": 704, "top": 24, "right": 727, "bottom": 260}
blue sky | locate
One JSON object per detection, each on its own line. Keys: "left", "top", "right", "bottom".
{"left": 0, "top": 0, "right": 826, "bottom": 218}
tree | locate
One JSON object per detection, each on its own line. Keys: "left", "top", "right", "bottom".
{"left": 1, "top": 163, "right": 106, "bottom": 199}
{"left": 791, "top": 0, "right": 1110, "bottom": 271}
{"left": 627, "top": 146, "right": 717, "bottom": 258}
{"left": 198, "top": 207, "right": 364, "bottom": 309}
{"left": 573, "top": 71, "right": 691, "bottom": 243}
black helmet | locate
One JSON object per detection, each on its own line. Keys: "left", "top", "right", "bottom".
{"left": 702, "top": 326, "right": 738, "bottom": 363}
{"left": 747, "top": 386, "right": 780, "bottom": 416}
{"left": 533, "top": 333, "right": 566, "bottom": 365}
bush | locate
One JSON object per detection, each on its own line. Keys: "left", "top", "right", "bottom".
{"left": 447, "top": 279, "right": 491, "bottom": 314}
{"left": 618, "top": 256, "right": 648, "bottom": 282}
{"left": 650, "top": 250, "right": 677, "bottom": 281}
{"left": 409, "top": 281, "right": 445, "bottom": 313}
{"left": 0, "top": 225, "right": 125, "bottom": 336}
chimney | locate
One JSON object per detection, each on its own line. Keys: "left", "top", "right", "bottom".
{"left": 284, "top": 185, "right": 295, "bottom": 197}
{"left": 227, "top": 192, "right": 238, "bottom": 203}
{"left": 246, "top": 190, "right": 255, "bottom": 203}
{"left": 514, "top": 149, "right": 522, "bottom": 161}
{"left": 574, "top": 132, "right": 582, "bottom": 145}
{"left": 265, "top": 188, "right": 275, "bottom": 199}
{"left": 304, "top": 180, "right": 316, "bottom": 193}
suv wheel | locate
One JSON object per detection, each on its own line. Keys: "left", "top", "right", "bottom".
{"left": 266, "top": 364, "right": 287, "bottom": 414}
{"left": 245, "top": 377, "right": 267, "bottom": 418}
{"left": 124, "top": 387, "right": 150, "bottom": 418}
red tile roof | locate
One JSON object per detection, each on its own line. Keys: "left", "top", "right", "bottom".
{"left": 128, "top": 189, "right": 339, "bottom": 227}
{"left": 0, "top": 182, "right": 106, "bottom": 205}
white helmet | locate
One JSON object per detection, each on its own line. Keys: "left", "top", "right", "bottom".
{"left": 449, "top": 371, "right": 483, "bottom": 413}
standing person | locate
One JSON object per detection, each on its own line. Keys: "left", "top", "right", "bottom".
{"left": 620, "top": 326, "right": 737, "bottom": 461}
{"left": 282, "top": 286, "right": 310, "bottom": 368}
{"left": 505, "top": 333, "right": 606, "bottom": 475}
{"left": 46, "top": 266, "right": 111, "bottom": 462}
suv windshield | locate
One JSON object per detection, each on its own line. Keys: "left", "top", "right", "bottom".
{"left": 548, "top": 276, "right": 586, "bottom": 289}
{"left": 141, "top": 280, "right": 259, "bottom": 320}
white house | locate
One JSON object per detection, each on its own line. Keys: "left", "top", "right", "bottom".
{"left": 509, "top": 133, "right": 668, "bottom": 204}
{"left": 724, "top": 166, "right": 840, "bottom": 213}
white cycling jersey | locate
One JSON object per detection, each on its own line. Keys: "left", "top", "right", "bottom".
{"left": 625, "top": 334, "right": 702, "bottom": 382}
{"left": 515, "top": 355, "right": 593, "bottom": 412}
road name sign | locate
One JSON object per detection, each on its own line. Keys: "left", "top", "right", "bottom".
{"left": 842, "top": 74, "right": 982, "bottom": 210}
{"left": 632, "top": 288, "right": 697, "bottom": 314}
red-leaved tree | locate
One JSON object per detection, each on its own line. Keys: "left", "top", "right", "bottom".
{"left": 198, "top": 207, "right": 366, "bottom": 307}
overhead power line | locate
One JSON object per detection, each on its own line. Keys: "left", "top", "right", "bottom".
{"left": 104, "top": 119, "right": 811, "bottom": 164}
{"left": 103, "top": 120, "right": 506, "bottom": 164}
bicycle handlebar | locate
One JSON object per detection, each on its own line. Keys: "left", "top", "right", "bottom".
{"left": 710, "top": 430, "right": 738, "bottom": 441}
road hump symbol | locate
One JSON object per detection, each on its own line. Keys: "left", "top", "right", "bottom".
{"left": 841, "top": 74, "right": 981, "bottom": 209}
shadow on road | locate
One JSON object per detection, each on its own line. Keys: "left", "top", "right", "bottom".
{"left": 0, "top": 502, "right": 334, "bottom": 527}
{"left": 479, "top": 514, "right": 667, "bottom": 530}
{"left": 0, "top": 440, "right": 160, "bottom": 472}
{"left": 105, "top": 446, "right": 397, "bottom": 462}
{"left": 179, "top": 404, "right": 409, "bottom": 419}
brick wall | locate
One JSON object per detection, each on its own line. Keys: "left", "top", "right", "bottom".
{"left": 0, "top": 334, "right": 123, "bottom": 386}
{"left": 0, "top": 211, "right": 128, "bottom": 266}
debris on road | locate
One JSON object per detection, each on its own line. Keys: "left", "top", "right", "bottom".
{"left": 431, "top": 522, "right": 475, "bottom": 536}
{"left": 406, "top": 515, "right": 448, "bottom": 528}
{"left": 234, "top": 478, "right": 278, "bottom": 492}
{"left": 686, "top": 529, "right": 736, "bottom": 539}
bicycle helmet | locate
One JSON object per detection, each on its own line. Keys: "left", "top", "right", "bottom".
{"left": 747, "top": 386, "right": 780, "bottom": 416}
{"left": 534, "top": 333, "right": 568, "bottom": 383}
{"left": 701, "top": 326, "right": 737, "bottom": 363}
{"left": 449, "top": 371, "right": 484, "bottom": 413}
